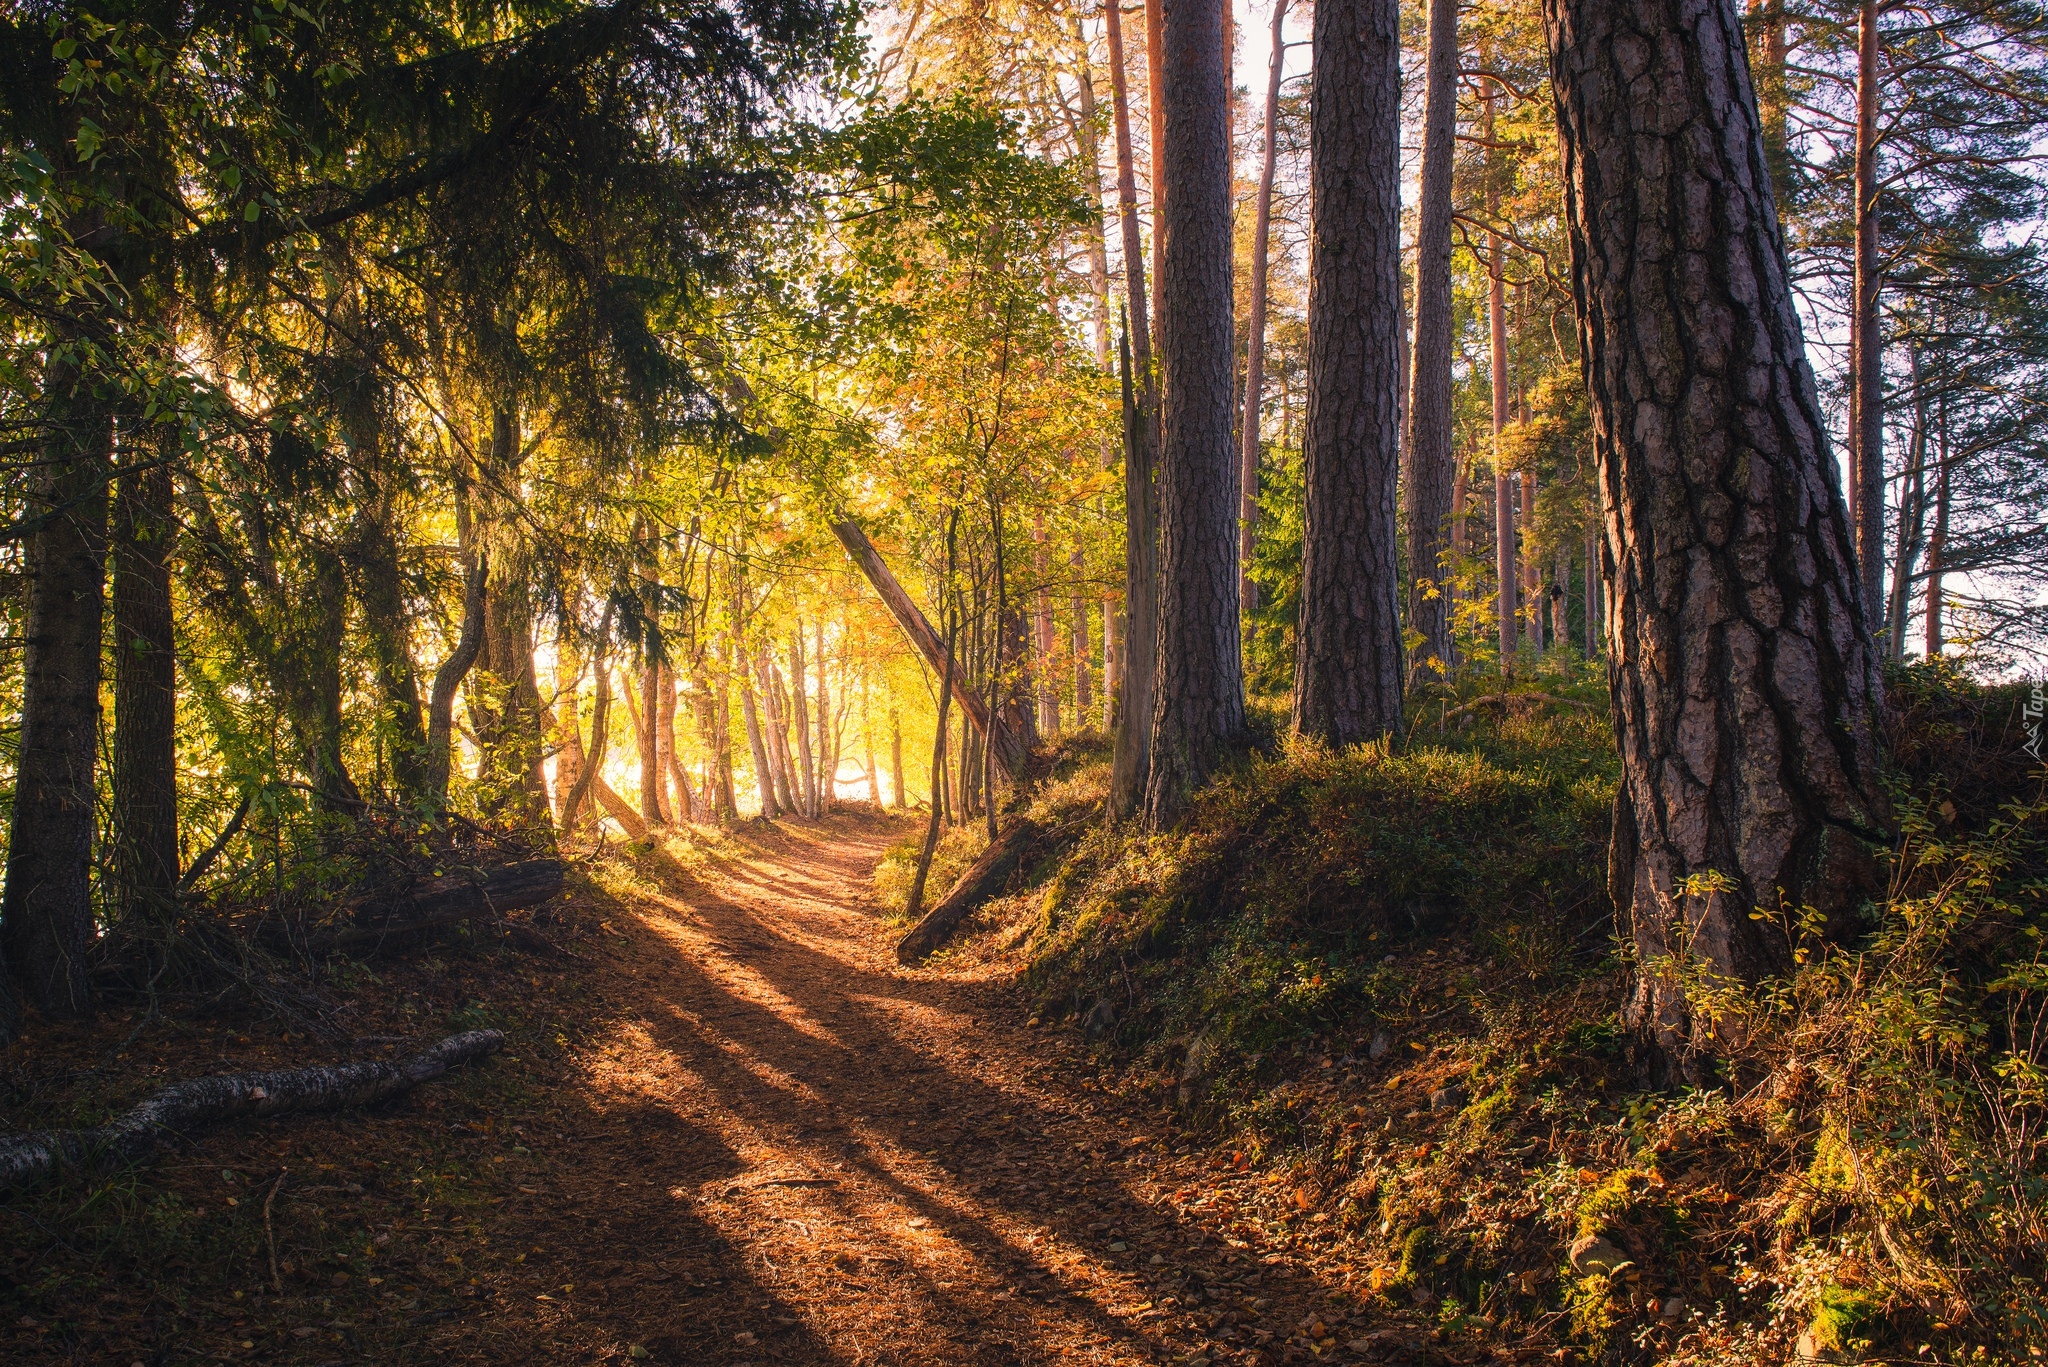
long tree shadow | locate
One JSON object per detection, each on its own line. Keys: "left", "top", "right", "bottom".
{"left": 544, "top": 814, "right": 1350, "bottom": 1366}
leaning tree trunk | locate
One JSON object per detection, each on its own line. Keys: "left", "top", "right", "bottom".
{"left": 1404, "top": 0, "right": 1458, "bottom": 678}
{"left": 3, "top": 373, "right": 112, "bottom": 1031}
{"left": 1238, "top": 0, "right": 1290, "bottom": 616}
{"left": 1545, "top": 0, "right": 1888, "bottom": 1081}
{"left": 1293, "top": 0, "right": 1406, "bottom": 748}
{"left": 112, "top": 433, "right": 180, "bottom": 923}
{"left": 1105, "top": 0, "right": 1159, "bottom": 820}
{"left": 1145, "top": 0, "right": 1243, "bottom": 829}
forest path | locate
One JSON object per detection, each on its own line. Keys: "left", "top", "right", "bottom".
{"left": 487, "top": 810, "right": 1351, "bottom": 1367}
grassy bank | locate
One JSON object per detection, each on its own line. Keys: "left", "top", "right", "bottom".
{"left": 966, "top": 663, "right": 2046, "bottom": 1364}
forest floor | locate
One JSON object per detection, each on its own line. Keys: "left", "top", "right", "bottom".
{"left": 0, "top": 811, "right": 1485, "bottom": 1367}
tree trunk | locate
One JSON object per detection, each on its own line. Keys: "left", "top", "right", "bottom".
{"left": 890, "top": 708, "right": 907, "bottom": 808}
{"left": 1404, "top": 0, "right": 1458, "bottom": 678}
{"left": 556, "top": 603, "right": 615, "bottom": 835}
{"left": 1147, "top": 0, "right": 1168, "bottom": 352}
{"left": 1146, "top": 0, "right": 1243, "bottom": 828}
{"left": 425, "top": 555, "right": 487, "bottom": 805}
{"left": 1238, "top": 0, "right": 1290, "bottom": 617}
{"left": 761, "top": 654, "right": 800, "bottom": 816}
{"left": 639, "top": 660, "right": 665, "bottom": 826}
{"left": 791, "top": 631, "right": 819, "bottom": 817}
{"left": 1585, "top": 522, "right": 1600, "bottom": 656}
{"left": 1293, "top": 0, "right": 1405, "bottom": 748}
{"left": 1749, "top": 0, "right": 1791, "bottom": 208}
{"left": 1070, "top": 549, "right": 1092, "bottom": 721}
{"left": 1106, "top": 0, "right": 1160, "bottom": 820}
{"left": 112, "top": 437, "right": 179, "bottom": 924}
{"left": 1853, "top": 0, "right": 1885, "bottom": 617}
{"left": 737, "top": 644, "right": 780, "bottom": 819}
{"left": 1886, "top": 341, "right": 1927, "bottom": 661}
{"left": 1032, "top": 525, "right": 1059, "bottom": 736}
{"left": 1522, "top": 469, "right": 1543, "bottom": 648}
{"left": 3, "top": 382, "right": 112, "bottom": 1028}
{"left": 1924, "top": 393, "right": 1949, "bottom": 658}
{"left": 1485, "top": 79, "right": 1516, "bottom": 676}
{"left": 828, "top": 518, "right": 1026, "bottom": 780}
{"left": 660, "top": 666, "right": 696, "bottom": 822}
{"left": 1545, "top": 0, "right": 1889, "bottom": 1079}
{"left": 814, "top": 620, "right": 835, "bottom": 812}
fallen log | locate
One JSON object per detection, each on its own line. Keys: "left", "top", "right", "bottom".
{"left": 830, "top": 517, "right": 1026, "bottom": 782}
{"left": 896, "top": 818, "right": 1040, "bottom": 965}
{"left": 0, "top": 1030, "right": 504, "bottom": 1199}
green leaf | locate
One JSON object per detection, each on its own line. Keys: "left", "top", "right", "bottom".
{"left": 244, "top": 200, "right": 260, "bottom": 222}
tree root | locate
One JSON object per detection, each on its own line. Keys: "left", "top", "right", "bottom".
{"left": 0, "top": 1029, "right": 504, "bottom": 1198}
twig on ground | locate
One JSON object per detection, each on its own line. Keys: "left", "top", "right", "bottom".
{"left": 265, "top": 1167, "right": 287, "bottom": 1294}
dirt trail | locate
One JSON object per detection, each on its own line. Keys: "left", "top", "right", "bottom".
{"left": 472, "top": 813, "right": 1355, "bottom": 1365}
{"left": 2, "top": 813, "right": 1398, "bottom": 1366}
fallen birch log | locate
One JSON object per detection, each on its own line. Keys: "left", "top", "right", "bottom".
{"left": 896, "top": 819, "right": 1040, "bottom": 965}
{"left": 0, "top": 1030, "right": 504, "bottom": 1198}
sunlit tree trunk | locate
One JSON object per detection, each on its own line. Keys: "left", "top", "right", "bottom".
{"left": 791, "top": 630, "right": 819, "bottom": 816}
{"left": 890, "top": 708, "right": 907, "bottom": 809}
{"left": 1405, "top": 0, "right": 1457, "bottom": 678}
{"left": 1484, "top": 78, "right": 1516, "bottom": 676}
{"left": 1293, "top": 0, "right": 1404, "bottom": 746}
{"left": 1924, "top": 391, "right": 1950, "bottom": 657}
{"left": 1887, "top": 341, "right": 1927, "bottom": 661}
{"left": 1106, "top": 0, "right": 1159, "bottom": 820}
{"left": 1546, "top": 0, "right": 1888, "bottom": 1080}
{"left": 1146, "top": 0, "right": 1243, "bottom": 827}
{"left": 737, "top": 638, "right": 780, "bottom": 820}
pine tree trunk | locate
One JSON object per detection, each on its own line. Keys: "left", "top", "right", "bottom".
{"left": 3, "top": 377, "right": 112, "bottom": 1028}
{"left": 1886, "top": 341, "right": 1927, "bottom": 662}
{"left": 1484, "top": 76, "right": 1516, "bottom": 674}
{"left": 1147, "top": 0, "right": 1168, "bottom": 352}
{"left": 1405, "top": 0, "right": 1458, "bottom": 677}
{"left": 1749, "top": 0, "right": 1791, "bottom": 207}
{"left": 1853, "top": 0, "right": 1885, "bottom": 618}
{"left": 1522, "top": 470, "right": 1543, "bottom": 648}
{"left": 1545, "top": 0, "right": 1889, "bottom": 1079}
{"left": 1293, "top": 0, "right": 1405, "bottom": 747}
{"left": 1106, "top": 0, "right": 1159, "bottom": 820}
{"left": 1146, "top": 0, "right": 1243, "bottom": 828}
{"left": 1924, "top": 395, "right": 1949, "bottom": 657}
{"left": 112, "top": 439, "right": 179, "bottom": 923}
{"left": 1238, "top": 0, "right": 1290, "bottom": 617}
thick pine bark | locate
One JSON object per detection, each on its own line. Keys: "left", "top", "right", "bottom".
{"left": 112, "top": 443, "right": 179, "bottom": 923}
{"left": 1293, "top": 0, "right": 1405, "bottom": 746}
{"left": 1545, "top": 0, "right": 1888, "bottom": 1076}
{"left": 1853, "top": 0, "right": 1885, "bottom": 620}
{"left": 1105, "top": 0, "right": 1159, "bottom": 820}
{"left": 1405, "top": 0, "right": 1459, "bottom": 677}
{"left": 1146, "top": 0, "right": 1243, "bottom": 828}
{"left": 1238, "top": 0, "right": 1290, "bottom": 616}
{"left": 3, "top": 382, "right": 112, "bottom": 1028}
